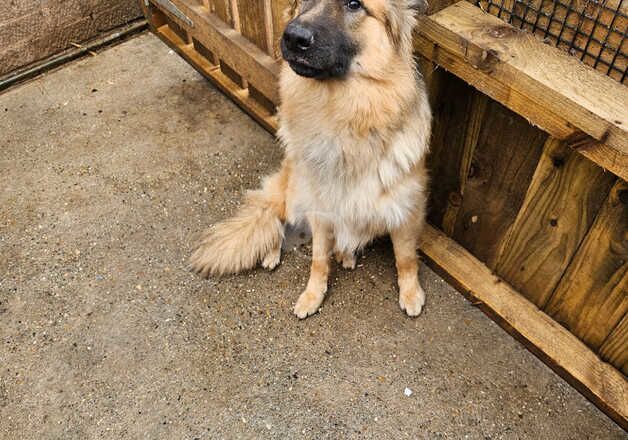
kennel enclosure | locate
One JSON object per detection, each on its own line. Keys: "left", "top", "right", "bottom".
{"left": 139, "top": 0, "right": 627, "bottom": 428}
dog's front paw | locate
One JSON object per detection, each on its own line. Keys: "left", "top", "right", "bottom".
{"left": 294, "top": 290, "right": 324, "bottom": 319}
{"left": 399, "top": 285, "right": 425, "bottom": 317}
{"left": 261, "top": 246, "right": 281, "bottom": 270}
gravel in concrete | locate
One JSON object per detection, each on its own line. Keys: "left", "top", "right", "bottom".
{"left": 0, "top": 33, "right": 624, "bottom": 439}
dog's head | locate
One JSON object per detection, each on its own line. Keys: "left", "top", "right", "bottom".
{"left": 281, "top": 0, "right": 426, "bottom": 80}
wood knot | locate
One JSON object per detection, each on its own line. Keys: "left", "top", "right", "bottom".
{"left": 618, "top": 189, "right": 628, "bottom": 205}
{"left": 552, "top": 156, "right": 565, "bottom": 168}
{"left": 488, "top": 25, "right": 516, "bottom": 39}
{"left": 448, "top": 192, "right": 462, "bottom": 207}
{"left": 549, "top": 218, "right": 558, "bottom": 227}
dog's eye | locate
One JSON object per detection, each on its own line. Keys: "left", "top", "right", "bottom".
{"left": 347, "top": 0, "right": 362, "bottom": 10}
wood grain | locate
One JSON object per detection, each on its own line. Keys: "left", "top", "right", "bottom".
{"left": 544, "top": 180, "right": 628, "bottom": 352}
{"left": 451, "top": 100, "right": 546, "bottom": 268}
{"left": 599, "top": 315, "right": 628, "bottom": 376}
{"left": 495, "top": 138, "right": 616, "bottom": 307}
{"left": 211, "top": 0, "right": 232, "bottom": 25}
{"left": 236, "top": 0, "right": 268, "bottom": 52}
{"left": 415, "top": 2, "right": 628, "bottom": 180}
{"left": 424, "top": 67, "right": 483, "bottom": 233}
{"left": 270, "top": 0, "right": 291, "bottom": 59}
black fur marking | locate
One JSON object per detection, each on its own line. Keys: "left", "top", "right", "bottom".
{"left": 281, "top": 7, "right": 358, "bottom": 79}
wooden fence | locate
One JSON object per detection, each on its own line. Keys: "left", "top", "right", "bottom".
{"left": 139, "top": 0, "right": 627, "bottom": 428}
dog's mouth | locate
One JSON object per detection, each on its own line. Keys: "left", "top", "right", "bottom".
{"left": 286, "top": 59, "right": 328, "bottom": 79}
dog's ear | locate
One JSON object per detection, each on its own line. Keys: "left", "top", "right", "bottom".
{"left": 408, "top": 0, "right": 428, "bottom": 14}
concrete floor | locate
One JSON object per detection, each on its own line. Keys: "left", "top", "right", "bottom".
{"left": 0, "top": 33, "right": 623, "bottom": 439}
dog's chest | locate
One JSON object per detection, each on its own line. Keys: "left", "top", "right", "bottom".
{"left": 296, "top": 133, "right": 407, "bottom": 224}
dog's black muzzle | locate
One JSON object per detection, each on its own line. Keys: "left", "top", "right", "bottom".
{"left": 280, "top": 20, "right": 355, "bottom": 79}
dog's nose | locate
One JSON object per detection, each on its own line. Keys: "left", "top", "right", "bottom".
{"left": 283, "top": 22, "right": 314, "bottom": 52}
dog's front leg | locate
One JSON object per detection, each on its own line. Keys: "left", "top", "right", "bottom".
{"left": 391, "top": 222, "right": 425, "bottom": 317}
{"left": 294, "top": 215, "right": 333, "bottom": 319}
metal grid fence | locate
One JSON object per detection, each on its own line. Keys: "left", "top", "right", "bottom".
{"left": 475, "top": 0, "right": 627, "bottom": 84}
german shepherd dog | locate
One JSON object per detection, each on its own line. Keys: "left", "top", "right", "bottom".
{"left": 190, "top": 0, "right": 431, "bottom": 319}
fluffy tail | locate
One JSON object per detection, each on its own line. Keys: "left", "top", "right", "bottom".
{"left": 189, "top": 160, "right": 290, "bottom": 277}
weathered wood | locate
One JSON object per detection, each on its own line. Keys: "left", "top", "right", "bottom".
{"left": 0, "top": 0, "right": 142, "bottom": 76}
{"left": 235, "top": 0, "right": 276, "bottom": 109}
{"left": 236, "top": 0, "right": 268, "bottom": 52}
{"left": 477, "top": 0, "right": 628, "bottom": 83}
{"left": 211, "top": 0, "right": 232, "bottom": 25}
{"left": 599, "top": 315, "right": 628, "bottom": 376}
{"left": 495, "top": 138, "right": 616, "bottom": 307}
{"left": 270, "top": 0, "right": 291, "bottom": 59}
{"left": 417, "top": 224, "right": 628, "bottom": 430}
{"left": 415, "top": 1, "right": 628, "bottom": 181}
{"left": 451, "top": 100, "right": 546, "bottom": 268}
{"left": 544, "top": 180, "right": 628, "bottom": 352}
{"left": 425, "top": 68, "right": 483, "bottom": 233}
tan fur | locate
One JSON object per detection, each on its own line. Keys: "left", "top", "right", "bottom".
{"left": 191, "top": 0, "right": 431, "bottom": 318}
{"left": 189, "top": 160, "right": 290, "bottom": 276}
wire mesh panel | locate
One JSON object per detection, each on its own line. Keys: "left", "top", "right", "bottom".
{"left": 475, "top": 0, "right": 627, "bottom": 84}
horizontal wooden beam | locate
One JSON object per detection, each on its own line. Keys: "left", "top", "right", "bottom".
{"left": 415, "top": 1, "right": 628, "bottom": 181}
{"left": 418, "top": 224, "right": 628, "bottom": 430}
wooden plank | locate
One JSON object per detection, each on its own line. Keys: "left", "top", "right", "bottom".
{"left": 425, "top": 69, "right": 486, "bottom": 234}
{"left": 451, "top": 100, "right": 546, "bottom": 268}
{"left": 236, "top": 0, "right": 268, "bottom": 52}
{"left": 150, "top": 0, "right": 280, "bottom": 103}
{"left": 211, "top": 0, "right": 232, "bottom": 25}
{"left": 599, "top": 315, "right": 628, "bottom": 375}
{"left": 270, "top": 0, "right": 291, "bottom": 59}
{"left": 235, "top": 0, "right": 276, "bottom": 106}
{"left": 544, "top": 180, "right": 628, "bottom": 351}
{"left": 477, "top": 0, "right": 628, "bottom": 83}
{"left": 495, "top": 138, "right": 616, "bottom": 307}
{"left": 417, "top": 224, "right": 628, "bottom": 430}
{"left": 415, "top": 1, "right": 628, "bottom": 181}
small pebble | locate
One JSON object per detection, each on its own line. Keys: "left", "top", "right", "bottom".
{"left": 404, "top": 387, "right": 413, "bottom": 397}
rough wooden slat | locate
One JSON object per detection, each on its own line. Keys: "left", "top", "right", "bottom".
{"left": 424, "top": 67, "right": 483, "bottom": 233}
{"left": 495, "top": 138, "right": 616, "bottom": 307}
{"left": 0, "top": 0, "right": 142, "bottom": 76}
{"left": 235, "top": 0, "right": 276, "bottom": 107}
{"left": 544, "top": 180, "right": 628, "bottom": 351}
{"left": 451, "top": 100, "right": 546, "bottom": 268}
{"left": 236, "top": 0, "right": 268, "bottom": 52}
{"left": 211, "top": 0, "right": 231, "bottom": 25}
{"left": 270, "top": 0, "right": 291, "bottom": 59}
{"left": 415, "top": 1, "right": 628, "bottom": 181}
{"left": 477, "top": 0, "right": 628, "bottom": 82}
{"left": 417, "top": 224, "right": 628, "bottom": 430}
{"left": 599, "top": 315, "right": 628, "bottom": 375}
{"left": 415, "top": 35, "right": 575, "bottom": 137}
